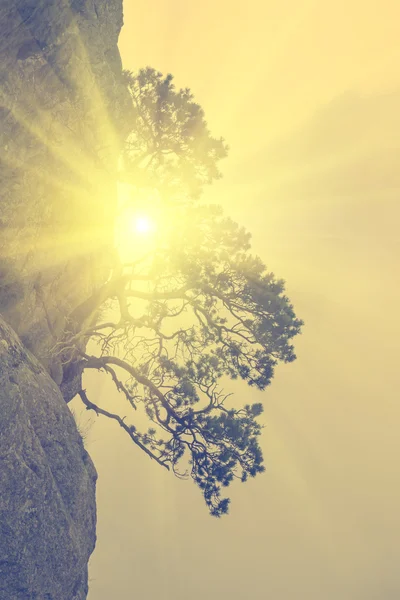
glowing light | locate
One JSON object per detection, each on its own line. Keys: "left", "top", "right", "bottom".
{"left": 115, "top": 184, "right": 162, "bottom": 262}
{"left": 133, "top": 215, "right": 153, "bottom": 235}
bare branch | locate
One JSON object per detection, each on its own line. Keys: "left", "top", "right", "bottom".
{"left": 78, "top": 389, "right": 169, "bottom": 470}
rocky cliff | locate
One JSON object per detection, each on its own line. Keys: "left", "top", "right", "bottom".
{"left": 0, "top": 317, "right": 97, "bottom": 599}
{"left": 0, "top": 0, "right": 132, "bottom": 385}
{"left": 0, "top": 1, "right": 131, "bottom": 597}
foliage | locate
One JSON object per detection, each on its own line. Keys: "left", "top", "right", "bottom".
{"left": 122, "top": 67, "right": 228, "bottom": 201}
{"left": 67, "top": 204, "right": 303, "bottom": 516}
{"left": 60, "top": 68, "right": 303, "bottom": 516}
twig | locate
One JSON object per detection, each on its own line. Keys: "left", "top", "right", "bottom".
{"left": 78, "top": 389, "right": 169, "bottom": 471}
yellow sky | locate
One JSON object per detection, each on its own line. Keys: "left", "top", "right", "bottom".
{"left": 78, "top": 2, "right": 400, "bottom": 598}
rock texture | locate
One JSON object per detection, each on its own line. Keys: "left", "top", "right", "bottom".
{"left": 0, "top": 0, "right": 132, "bottom": 597}
{"left": 0, "top": 317, "right": 97, "bottom": 599}
{"left": 0, "top": 0, "right": 132, "bottom": 388}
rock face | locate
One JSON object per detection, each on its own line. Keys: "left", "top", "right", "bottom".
{"left": 0, "top": 317, "right": 97, "bottom": 599}
{"left": 0, "top": 0, "right": 132, "bottom": 597}
{"left": 0, "top": 0, "right": 132, "bottom": 387}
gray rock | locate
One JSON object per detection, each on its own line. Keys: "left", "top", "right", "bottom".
{"left": 0, "top": 0, "right": 133, "bottom": 597}
{"left": 0, "top": 0, "right": 132, "bottom": 388}
{"left": 0, "top": 317, "right": 97, "bottom": 599}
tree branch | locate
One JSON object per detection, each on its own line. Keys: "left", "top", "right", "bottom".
{"left": 78, "top": 389, "right": 169, "bottom": 470}
{"left": 82, "top": 354, "right": 183, "bottom": 425}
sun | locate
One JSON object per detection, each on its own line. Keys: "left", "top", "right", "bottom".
{"left": 132, "top": 215, "right": 153, "bottom": 235}
{"left": 115, "top": 183, "right": 162, "bottom": 261}
{"left": 117, "top": 209, "right": 156, "bottom": 246}
{"left": 115, "top": 206, "right": 157, "bottom": 262}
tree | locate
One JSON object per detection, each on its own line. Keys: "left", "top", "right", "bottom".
{"left": 58, "top": 68, "right": 303, "bottom": 517}
{"left": 60, "top": 202, "right": 303, "bottom": 516}
{"left": 121, "top": 67, "right": 228, "bottom": 201}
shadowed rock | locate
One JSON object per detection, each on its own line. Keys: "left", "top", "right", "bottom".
{"left": 0, "top": 317, "right": 97, "bottom": 599}
{"left": 0, "top": 0, "right": 133, "bottom": 597}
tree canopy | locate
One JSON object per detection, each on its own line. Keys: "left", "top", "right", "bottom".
{"left": 121, "top": 67, "right": 228, "bottom": 201}
{"left": 61, "top": 68, "right": 303, "bottom": 517}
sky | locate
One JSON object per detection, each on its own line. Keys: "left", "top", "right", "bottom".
{"left": 72, "top": 1, "right": 400, "bottom": 598}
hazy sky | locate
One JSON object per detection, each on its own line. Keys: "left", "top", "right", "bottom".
{"left": 76, "top": 2, "right": 400, "bottom": 598}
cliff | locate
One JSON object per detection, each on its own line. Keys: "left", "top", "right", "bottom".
{"left": 0, "top": 317, "right": 97, "bottom": 599}
{"left": 0, "top": 0, "right": 131, "bottom": 597}
{"left": 0, "top": 0, "right": 132, "bottom": 388}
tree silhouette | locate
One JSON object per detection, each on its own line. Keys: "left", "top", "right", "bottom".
{"left": 61, "top": 202, "right": 302, "bottom": 516}
{"left": 121, "top": 67, "right": 228, "bottom": 201}
{"left": 59, "top": 68, "right": 302, "bottom": 516}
